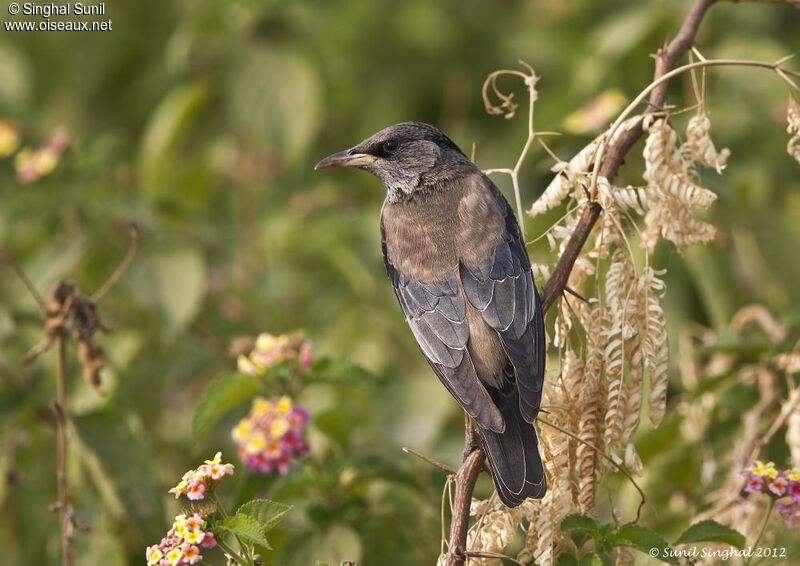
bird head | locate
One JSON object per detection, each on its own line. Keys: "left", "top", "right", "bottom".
{"left": 314, "top": 121, "right": 472, "bottom": 201}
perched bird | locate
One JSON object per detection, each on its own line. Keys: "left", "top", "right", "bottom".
{"left": 315, "top": 122, "right": 546, "bottom": 506}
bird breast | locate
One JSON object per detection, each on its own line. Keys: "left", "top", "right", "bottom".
{"left": 381, "top": 174, "right": 504, "bottom": 283}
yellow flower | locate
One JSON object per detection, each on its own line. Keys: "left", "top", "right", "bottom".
{"left": 788, "top": 468, "right": 800, "bottom": 482}
{"left": 166, "top": 548, "right": 183, "bottom": 565}
{"left": 237, "top": 354, "right": 263, "bottom": 376}
{"left": 252, "top": 397, "right": 272, "bottom": 415}
{"left": 232, "top": 419, "right": 252, "bottom": 442}
{"left": 255, "top": 333, "right": 280, "bottom": 351}
{"left": 169, "top": 480, "right": 188, "bottom": 498}
{"left": 185, "top": 529, "right": 204, "bottom": 544}
{"left": 34, "top": 148, "right": 57, "bottom": 175}
{"left": 276, "top": 396, "right": 293, "bottom": 414}
{"left": 174, "top": 521, "right": 188, "bottom": 539}
{"left": 0, "top": 121, "right": 20, "bottom": 158}
{"left": 146, "top": 546, "right": 163, "bottom": 565}
{"left": 185, "top": 515, "right": 203, "bottom": 531}
{"left": 271, "top": 417, "right": 289, "bottom": 439}
{"left": 246, "top": 433, "right": 267, "bottom": 455}
{"left": 749, "top": 460, "right": 778, "bottom": 479}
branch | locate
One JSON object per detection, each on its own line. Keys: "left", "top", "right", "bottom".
{"left": 445, "top": 443, "right": 485, "bottom": 566}
{"left": 0, "top": 248, "right": 46, "bottom": 310}
{"left": 541, "top": 202, "right": 602, "bottom": 312}
{"left": 91, "top": 222, "right": 140, "bottom": 303}
{"left": 402, "top": 447, "right": 457, "bottom": 474}
{"left": 54, "top": 333, "right": 75, "bottom": 566}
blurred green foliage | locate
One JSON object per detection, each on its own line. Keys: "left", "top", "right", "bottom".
{"left": 1, "top": 0, "right": 800, "bottom": 564}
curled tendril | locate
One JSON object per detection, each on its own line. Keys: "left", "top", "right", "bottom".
{"left": 481, "top": 61, "right": 538, "bottom": 120}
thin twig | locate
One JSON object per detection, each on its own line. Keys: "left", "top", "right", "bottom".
{"left": 402, "top": 447, "right": 458, "bottom": 474}
{"left": 0, "top": 248, "right": 46, "bottom": 310}
{"left": 91, "top": 223, "right": 140, "bottom": 303}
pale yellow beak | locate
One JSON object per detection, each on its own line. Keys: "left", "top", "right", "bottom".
{"left": 314, "top": 150, "right": 378, "bottom": 170}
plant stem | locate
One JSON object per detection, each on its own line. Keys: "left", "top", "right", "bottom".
{"left": 55, "top": 333, "right": 74, "bottom": 566}
{"left": 746, "top": 498, "right": 775, "bottom": 566}
{"left": 210, "top": 491, "right": 254, "bottom": 565}
{"left": 216, "top": 538, "right": 250, "bottom": 566}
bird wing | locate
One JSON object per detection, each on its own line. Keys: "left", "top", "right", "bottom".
{"left": 458, "top": 183, "right": 545, "bottom": 422}
{"left": 381, "top": 224, "right": 505, "bottom": 433}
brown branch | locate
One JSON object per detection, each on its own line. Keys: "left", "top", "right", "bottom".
{"left": 541, "top": 202, "right": 603, "bottom": 312}
{"left": 541, "top": 0, "right": 719, "bottom": 313}
{"left": 54, "top": 333, "right": 74, "bottom": 566}
{"left": 445, "top": 444, "right": 485, "bottom": 566}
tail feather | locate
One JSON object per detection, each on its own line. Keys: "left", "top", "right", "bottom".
{"left": 476, "top": 384, "right": 546, "bottom": 507}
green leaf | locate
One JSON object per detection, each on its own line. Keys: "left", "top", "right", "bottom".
{"left": 139, "top": 83, "right": 210, "bottom": 196}
{"left": 217, "top": 513, "right": 272, "bottom": 549}
{"left": 151, "top": 246, "right": 207, "bottom": 339}
{"left": 616, "top": 525, "right": 677, "bottom": 565}
{"left": 229, "top": 48, "right": 321, "bottom": 165}
{"left": 674, "top": 520, "right": 745, "bottom": 549}
{"left": 237, "top": 499, "right": 292, "bottom": 533}
{"left": 193, "top": 373, "right": 262, "bottom": 442}
{"left": 560, "top": 514, "right": 601, "bottom": 534}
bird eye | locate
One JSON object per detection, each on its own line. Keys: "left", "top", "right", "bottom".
{"left": 383, "top": 140, "right": 399, "bottom": 153}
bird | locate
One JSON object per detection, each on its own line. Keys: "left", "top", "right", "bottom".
{"left": 315, "top": 121, "right": 546, "bottom": 507}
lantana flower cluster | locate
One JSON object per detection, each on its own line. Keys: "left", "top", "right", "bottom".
{"left": 742, "top": 461, "right": 800, "bottom": 527}
{"left": 1, "top": 124, "right": 70, "bottom": 184}
{"left": 232, "top": 395, "right": 310, "bottom": 474}
{"left": 145, "top": 513, "right": 217, "bottom": 566}
{"left": 169, "top": 452, "right": 234, "bottom": 501}
{"left": 235, "top": 332, "right": 314, "bottom": 377}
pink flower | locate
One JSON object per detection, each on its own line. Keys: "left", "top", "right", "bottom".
{"left": 778, "top": 501, "right": 800, "bottom": 528}
{"left": 181, "top": 544, "right": 202, "bottom": 565}
{"left": 744, "top": 476, "right": 764, "bottom": 494}
{"left": 769, "top": 475, "right": 789, "bottom": 496}
{"left": 298, "top": 341, "right": 314, "bottom": 371}
{"left": 200, "top": 532, "right": 217, "bottom": 549}
{"left": 186, "top": 480, "right": 206, "bottom": 501}
{"left": 789, "top": 481, "right": 800, "bottom": 502}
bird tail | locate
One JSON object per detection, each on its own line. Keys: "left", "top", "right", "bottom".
{"left": 476, "top": 384, "right": 546, "bottom": 507}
